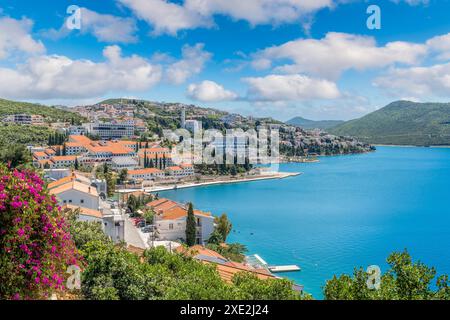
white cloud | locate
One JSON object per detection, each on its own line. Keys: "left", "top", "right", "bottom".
{"left": 373, "top": 62, "right": 450, "bottom": 98}
{"left": 426, "top": 33, "right": 450, "bottom": 61}
{"left": 165, "top": 43, "right": 211, "bottom": 84}
{"left": 187, "top": 80, "right": 238, "bottom": 102}
{"left": 119, "top": 0, "right": 334, "bottom": 35}
{"left": 243, "top": 74, "right": 341, "bottom": 102}
{"left": 0, "top": 16, "right": 45, "bottom": 59}
{"left": 45, "top": 7, "right": 138, "bottom": 43}
{"left": 185, "top": 0, "right": 334, "bottom": 25}
{"left": 118, "top": 0, "right": 211, "bottom": 35}
{"left": 251, "top": 32, "right": 427, "bottom": 79}
{"left": 0, "top": 45, "right": 162, "bottom": 100}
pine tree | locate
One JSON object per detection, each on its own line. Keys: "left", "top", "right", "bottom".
{"left": 74, "top": 158, "right": 79, "bottom": 170}
{"left": 185, "top": 202, "right": 196, "bottom": 246}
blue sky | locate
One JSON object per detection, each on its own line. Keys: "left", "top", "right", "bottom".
{"left": 1, "top": 0, "right": 450, "bottom": 121}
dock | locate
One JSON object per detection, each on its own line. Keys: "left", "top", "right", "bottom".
{"left": 268, "top": 265, "right": 301, "bottom": 273}
{"left": 246, "top": 254, "right": 300, "bottom": 273}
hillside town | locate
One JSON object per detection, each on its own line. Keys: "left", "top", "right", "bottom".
{"left": 0, "top": 99, "right": 374, "bottom": 300}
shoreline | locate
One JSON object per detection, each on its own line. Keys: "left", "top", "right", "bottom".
{"left": 139, "top": 172, "right": 301, "bottom": 193}
{"left": 374, "top": 144, "right": 450, "bottom": 149}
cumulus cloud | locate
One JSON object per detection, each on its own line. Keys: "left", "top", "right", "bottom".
{"left": 243, "top": 74, "right": 341, "bottom": 102}
{"left": 118, "top": 0, "right": 211, "bottom": 35}
{"left": 187, "top": 80, "right": 238, "bottom": 102}
{"left": 426, "top": 33, "right": 450, "bottom": 61}
{"left": 44, "top": 7, "right": 138, "bottom": 43}
{"left": 0, "top": 45, "right": 162, "bottom": 100}
{"left": 165, "top": 43, "right": 212, "bottom": 84}
{"left": 118, "top": 0, "right": 333, "bottom": 35}
{"left": 251, "top": 32, "right": 427, "bottom": 79}
{"left": 0, "top": 16, "right": 45, "bottom": 59}
{"left": 373, "top": 63, "right": 450, "bottom": 98}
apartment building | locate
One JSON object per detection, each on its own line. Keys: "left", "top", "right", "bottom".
{"left": 146, "top": 198, "right": 214, "bottom": 245}
{"left": 85, "top": 120, "right": 135, "bottom": 139}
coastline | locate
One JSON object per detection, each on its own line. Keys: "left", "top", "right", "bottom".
{"left": 140, "top": 172, "right": 301, "bottom": 193}
{"left": 374, "top": 144, "right": 450, "bottom": 148}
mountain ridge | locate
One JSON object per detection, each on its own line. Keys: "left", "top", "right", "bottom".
{"left": 329, "top": 100, "right": 450, "bottom": 146}
{"left": 286, "top": 116, "right": 345, "bottom": 130}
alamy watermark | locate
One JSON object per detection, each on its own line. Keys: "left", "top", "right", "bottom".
{"left": 366, "top": 265, "right": 381, "bottom": 290}
{"left": 367, "top": 5, "right": 381, "bottom": 30}
{"left": 66, "top": 5, "right": 81, "bottom": 30}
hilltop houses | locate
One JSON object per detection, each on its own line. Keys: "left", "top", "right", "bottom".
{"left": 146, "top": 198, "right": 214, "bottom": 245}
{"left": 32, "top": 134, "right": 195, "bottom": 182}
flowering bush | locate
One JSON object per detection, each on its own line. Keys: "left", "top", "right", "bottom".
{"left": 0, "top": 164, "right": 81, "bottom": 299}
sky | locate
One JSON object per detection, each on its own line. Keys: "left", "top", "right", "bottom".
{"left": 1, "top": 0, "right": 450, "bottom": 121}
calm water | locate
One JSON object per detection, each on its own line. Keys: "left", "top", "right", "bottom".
{"left": 160, "top": 147, "right": 450, "bottom": 298}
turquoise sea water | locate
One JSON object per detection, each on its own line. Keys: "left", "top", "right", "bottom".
{"left": 160, "top": 147, "right": 450, "bottom": 299}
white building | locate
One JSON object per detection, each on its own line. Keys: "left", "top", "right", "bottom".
{"left": 62, "top": 205, "right": 125, "bottom": 243}
{"left": 85, "top": 120, "right": 135, "bottom": 139}
{"left": 146, "top": 198, "right": 215, "bottom": 245}
{"left": 10, "top": 114, "right": 44, "bottom": 125}
{"left": 127, "top": 168, "right": 165, "bottom": 181}
{"left": 166, "top": 164, "right": 195, "bottom": 178}
{"left": 49, "top": 156, "right": 78, "bottom": 169}
{"left": 50, "top": 180, "right": 99, "bottom": 210}
{"left": 111, "top": 156, "right": 139, "bottom": 171}
{"left": 67, "top": 126, "right": 87, "bottom": 135}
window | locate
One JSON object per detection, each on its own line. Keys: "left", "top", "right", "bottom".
{"left": 69, "top": 200, "right": 72, "bottom": 203}
{"left": 169, "top": 223, "right": 173, "bottom": 230}
{"left": 80, "top": 199, "right": 84, "bottom": 204}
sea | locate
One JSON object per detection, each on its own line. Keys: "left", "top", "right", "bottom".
{"left": 160, "top": 146, "right": 450, "bottom": 298}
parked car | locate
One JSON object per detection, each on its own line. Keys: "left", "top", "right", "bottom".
{"left": 136, "top": 221, "right": 146, "bottom": 228}
{"left": 141, "top": 225, "right": 155, "bottom": 233}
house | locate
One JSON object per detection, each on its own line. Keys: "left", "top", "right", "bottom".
{"left": 62, "top": 204, "right": 103, "bottom": 223}
{"left": 48, "top": 172, "right": 107, "bottom": 199}
{"left": 166, "top": 164, "right": 195, "bottom": 178}
{"left": 48, "top": 156, "right": 77, "bottom": 168}
{"left": 62, "top": 205, "right": 125, "bottom": 243}
{"left": 49, "top": 180, "right": 99, "bottom": 210}
{"left": 146, "top": 198, "right": 214, "bottom": 245}
{"left": 127, "top": 168, "right": 165, "bottom": 181}
{"left": 65, "top": 142, "right": 86, "bottom": 155}
{"left": 85, "top": 120, "right": 135, "bottom": 139}
{"left": 176, "top": 245, "right": 277, "bottom": 283}
{"left": 111, "top": 156, "right": 138, "bottom": 171}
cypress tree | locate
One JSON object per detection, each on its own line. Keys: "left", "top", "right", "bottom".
{"left": 144, "top": 151, "right": 148, "bottom": 168}
{"left": 185, "top": 202, "right": 196, "bottom": 246}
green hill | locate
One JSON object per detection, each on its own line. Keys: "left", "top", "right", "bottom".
{"left": 0, "top": 98, "right": 85, "bottom": 123}
{"left": 329, "top": 101, "right": 450, "bottom": 146}
{"left": 286, "top": 116, "right": 344, "bottom": 130}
